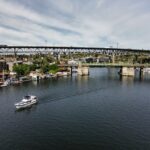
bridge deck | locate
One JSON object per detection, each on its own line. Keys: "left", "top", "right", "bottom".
{"left": 0, "top": 46, "right": 150, "bottom": 53}
{"left": 59, "top": 63, "right": 150, "bottom": 68}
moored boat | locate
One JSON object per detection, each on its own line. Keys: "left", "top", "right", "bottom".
{"left": 0, "top": 80, "right": 10, "bottom": 87}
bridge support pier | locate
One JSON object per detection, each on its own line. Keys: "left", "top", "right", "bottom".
{"left": 139, "top": 67, "right": 144, "bottom": 79}
{"left": 112, "top": 54, "right": 115, "bottom": 64}
{"left": 77, "top": 62, "right": 89, "bottom": 76}
{"left": 78, "top": 67, "right": 89, "bottom": 76}
{"left": 120, "top": 67, "right": 135, "bottom": 76}
{"left": 69, "top": 66, "right": 73, "bottom": 76}
{"left": 14, "top": 48, "right": 17, "bottom": 61}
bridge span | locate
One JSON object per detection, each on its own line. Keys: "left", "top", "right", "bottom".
{"left": 59, "top": 63, "right": 150, "bottom": 76}
{"left": 82, "top": 63, "right": 150, "bottom": 68}
{"left": 59, "top": 63, "right": 150, "bottom": 69}
{"left": 0, "top": 46, "right": 150, "bottom": 55}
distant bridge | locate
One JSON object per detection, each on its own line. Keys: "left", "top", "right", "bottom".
{"left": 59, "top": 63, "right": 150, "bottom": 68}
{"left": 59, "top": 62, "right": 150, "bottom": 77}
{"left": 0, "top": 46, "right": 150, "bottom": 55}
{"left": 83, "top": 63, "right": 150, "bottom": 68}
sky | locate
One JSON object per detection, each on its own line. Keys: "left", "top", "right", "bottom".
{"left": 0, "top": 0, "right": 150, "bottom": 49}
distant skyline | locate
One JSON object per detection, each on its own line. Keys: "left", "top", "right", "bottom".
{"left": 0, "top": 0, "right": 150, "bottom": 49}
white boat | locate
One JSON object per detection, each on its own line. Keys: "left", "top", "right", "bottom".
{"left": 15, "top": 95, "right": 38, "bottom": 109}
{"left": 0, "top": 83, "right": 7, "bottom": 87}
{"left": 0, "top": 80, "right": 9, "bottom": 87}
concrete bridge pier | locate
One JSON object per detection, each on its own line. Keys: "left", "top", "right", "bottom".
{"left": 68, "top": 66, "right": 73, "bottom": 76}
{"left": 78, "top": 66, "right": 89, "bottom": 76}
{"left": 120, "top": 67, "right": 135, "bottom": 76}
{"left": 139, "top": 67, "right": 144, "bottom": 79}
{"left": 77, "top": 62, "right": 89, "bottom": 76}
{"left": 112, "top": 54, "right": 115, "bottom": 64}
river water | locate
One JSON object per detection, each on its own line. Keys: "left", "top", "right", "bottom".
{"left": 0, "top": 68, "right": 150, "bottom": 150}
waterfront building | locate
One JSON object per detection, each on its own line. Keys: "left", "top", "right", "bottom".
{"left": 0, "top": 60, "right": 9, "bottom": 72}
{"left": 0, "top": 60, "right": 9, "bottom": 83}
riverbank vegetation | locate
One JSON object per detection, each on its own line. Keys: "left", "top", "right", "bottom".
{"left": 13, "top": 63, "right": 59, "bottom": 76}
{"left": 6, "top": 51, "right": 150, "bottom": 77}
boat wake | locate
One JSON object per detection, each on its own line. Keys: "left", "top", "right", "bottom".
{"left": 38, "top": 86, "right": 107, "bottom": 105}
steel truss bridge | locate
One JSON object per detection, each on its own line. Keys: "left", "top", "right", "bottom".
{"left": 0, "top": 46, "right": 150, "bottom": 55}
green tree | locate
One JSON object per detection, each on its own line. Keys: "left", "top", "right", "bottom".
{"left": 49, "top": 64, "right": 59, "bottom": 74}
{"left": 30, "top": 64, "right": 37, "bottom": 71}
{"left": 13, "top": 64, "right": 30, "bottom": 76}
{"left": 41, "top": 64, "right": 50, "bottom": 73}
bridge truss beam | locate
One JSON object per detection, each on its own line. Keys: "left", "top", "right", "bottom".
{"left": 0, "top": 46, "right": 150, "bottom": 56}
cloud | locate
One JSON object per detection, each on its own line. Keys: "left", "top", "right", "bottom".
{"left": 0, "top": 0, "right": 150, "bottom": 49}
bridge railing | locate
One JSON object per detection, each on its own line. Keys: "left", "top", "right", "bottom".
{"left": 0, "top": 46, "right": 150, "bottom": 55}
{"left": 82, "top": 63, "right": 150, "bottom": 67}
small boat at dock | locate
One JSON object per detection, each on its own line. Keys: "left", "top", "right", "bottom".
{"left": 11, "top": 78, "right": 22, "bottom": 85}
{"left": 0, "top": 80, "right": 10, "bottom": 87}
{"left": 15, "top": 95, "right": 38, "bottom": 109}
